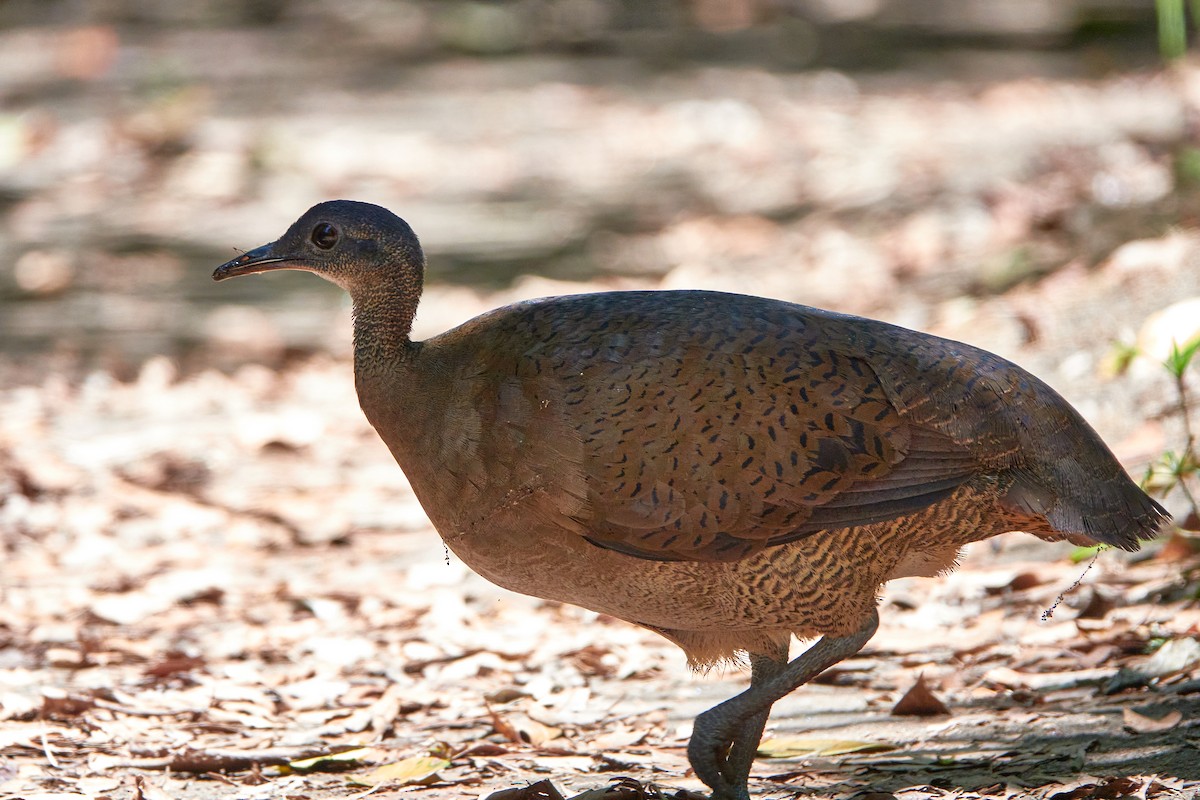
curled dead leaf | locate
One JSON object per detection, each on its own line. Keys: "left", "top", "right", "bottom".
{"left": 487, "top": 703, "right": 563, "bottom": 746}
{"left": 1121, "top": 707, "right": 1183, "bottom": 733}
{"left": 487, "top": 702, "right": 521, "bottom": 743}
{"left": 132, "top": 776, "right": 174, "bottom": 800}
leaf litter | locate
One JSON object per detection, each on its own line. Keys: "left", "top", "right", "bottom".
{"left": 2, "top": 352, "right": 1197, "bottom": 800}
{"left": 4, "top": 59, "right": 1200, "bottom": 800}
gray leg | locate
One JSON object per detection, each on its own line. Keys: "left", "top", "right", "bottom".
{"left": 718, "top": 648, "right": 788, "bottom": 799}
{"left": 687, "top": 611, "right": 880, "bottom": 799}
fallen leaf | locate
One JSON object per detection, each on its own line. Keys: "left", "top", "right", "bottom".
{"left": 568, "top": 777, "right": 669, "bottom": 799}
{"left": 757, "top": 737, "right": 894, "bottom": 758}
{"left": 1144, "top": 637, "right": 1200, "bottom": 677}
{"left": 456, "top": 742, "right": 512, "bottom": 758}
{"left": 40, "top": 694, "right": 95, "bottom": 718}
{"left": 287, "top": 747, "right": 380, "bottom": 773}
{"left": 1048, "top": 776, "right": 1147, "bottom": 800}
{"left": 891, "top": 673, "right": 950, "bottom": 717}
{"left": 487, "top": 687, "right": 532, "bottom": 703}
{"left": 1106, "top": 636, "right": 1200, "bottom": 694}
{"left": 1157, "top": 529, "right": 1200, "bottom": 560}
{"left": 349, "top": 754, "right": 450, "bottom": 787}
{"left": 590, "top": 729, "right": 647, "bottom": 750}
{"left": 484, "top": 778, "right": 567, "bottom": 800}
{"left": 511, "top": 714, "right": 564, "bottom": 746}
{"left": 985, "top": 666, "right": 1111, "bottom": 691}
{"left": 488, "top": 702, "right": 522, "bottom": 743}
{"left": 132, "top": 776, "right": 173, "bottom": 800}
{"left": 1075, "top": 589, "right": 1116, "bottom": 620}
{"left": 319, "top": 683, "right": 422, "bottom": 738}
{"left": 488, "top": 703, "right": 563, "bottom": 747}
{"left": 1121, "top": 707, "right": 1183, "bottom": 733}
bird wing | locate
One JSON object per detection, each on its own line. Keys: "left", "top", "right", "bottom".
{"left": 554, "top": 340, "right": 989, "bottom": 563}
{"left": 435, "top": 290, "right": 1159, "bottom": 563}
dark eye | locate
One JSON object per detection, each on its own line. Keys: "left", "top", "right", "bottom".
{"left": 311, "top": 223, "right": 339, "bottom": 249}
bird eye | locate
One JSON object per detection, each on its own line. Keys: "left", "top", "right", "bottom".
{"left": 311, "top": 223, "right": 339, "bottom": 250}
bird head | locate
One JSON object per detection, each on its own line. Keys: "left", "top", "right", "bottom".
{"left": 213, "top": 200, "right": 425, "bottom": 299}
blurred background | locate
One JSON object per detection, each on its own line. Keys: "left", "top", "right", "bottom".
{"left": 3, "top": 6, "right": 1200, "bottom": 795}
{"left": 2, "top": 0, "right": 1200, "bottom": 513}
{"left": 0, "top": 0, "right": 1194, "bottom": 374}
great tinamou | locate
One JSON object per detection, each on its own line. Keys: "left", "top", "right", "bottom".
{"left": 214, "top": 200, "right": 1169, "bottom": 799}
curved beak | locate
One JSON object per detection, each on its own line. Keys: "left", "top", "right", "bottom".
{"left": 213, "top": 243, "right": 293, "bottom": 281}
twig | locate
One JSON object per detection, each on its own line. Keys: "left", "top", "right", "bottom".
{"left": 1171, "top": 353, "right": 1200, "bottom": 519}
{"left": 40, "top": 731, "right": 60, "bottom": 769}
{"left": 93, "top": 698, "right": 205, "bottom": 718}
{"left": 347, "top": 780, "right": 390, "bottom": 800}
{"left": 107, "top": 747, "right": 313, "bottom": 773}
{"left": 1042, "top": 551, "right": 1100, "bottom": 621}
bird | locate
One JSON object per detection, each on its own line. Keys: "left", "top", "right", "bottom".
{"left": 214, "top": 200, "right": 1169, "bottom": 800}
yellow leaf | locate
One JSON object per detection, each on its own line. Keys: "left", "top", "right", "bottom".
{"left": 288, "top": 747, "right": 380, "bottom": 773}
{"left": 757, "top": 737, "right": 894, "bottom": 758}
{"left": 349, "top": 755, "right": 451, "bottom": 787}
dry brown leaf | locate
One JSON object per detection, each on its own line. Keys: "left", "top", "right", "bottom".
{"left": 132, "top": 776, "right": 174, "bottom": 800}
{"left": 488, "top": 687, "right": 532, "bottom": 703}
{"left": 568, "top": 777, "right": 666, "bottom": 799}
{"left": 319, "top": 682, "right": 421, "bottom": 738}
{"left": 484, "top": 778, "right": 568, "bottom": 800}
{"left": 39, "top": 695, "right": 95, "bottom": 719}
{"left": 1047, "top": 776, "right": 1149, "bottom": 800}
{"left": 1121, "top": 707, "right": 1183, "bottom": 733}
{"left": 487, "top": 702, "right": 523, "bottom": 743}
{"left": 1152, "top": 532, "right": 1200, "bottom": 563}
{"left": 487, "top": 703, "right": 563, "bottom": 747}
{"left": 890, "top": 673, "right": 949, "bottom": 717}
{"left": 590, "top": 728, "right": 648, "bottom": 750}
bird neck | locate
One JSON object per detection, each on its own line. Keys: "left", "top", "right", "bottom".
{"left": 350, "top": 285, "right": 421, "bottom": 369}
{"left": 349, "top": 285, "right": 450, "bottom": 488}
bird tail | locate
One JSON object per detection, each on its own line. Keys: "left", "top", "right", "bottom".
{"left": 1004, "top": 456, "right": 1171, "bottom": 552}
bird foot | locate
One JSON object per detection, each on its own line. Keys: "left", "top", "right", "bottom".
{"left": 687, "top": 710, "right": 752, "bottom": 800}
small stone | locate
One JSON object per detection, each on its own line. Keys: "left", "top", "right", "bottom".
{"left": 13, "top": 249, "right": 74, "bottom": 295}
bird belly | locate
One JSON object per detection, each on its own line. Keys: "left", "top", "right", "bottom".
{"left": 433, "top": 480, "right": 1036, "bottom": 665}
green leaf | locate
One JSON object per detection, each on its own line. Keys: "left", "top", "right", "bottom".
{"left": 1158, "top": 0, "right": 1188, "bottom": 59}
{"left": 1176, "top": 147, "right": 1200, "bottom": 187}
{"left": 757, "top": 737, "right": 894, "bottom": 758}
{"left": 1163, "top": 334, "right": 1200, "bottom": 379}
{"left": 1102, "top": 340, "right": 1140, "bottom": 378}
{"left": 1069, "top": 543, "right": 1106, "bottom": 563}
{"left": 1142, "top": 453, "right": 1184, "bottom": 497}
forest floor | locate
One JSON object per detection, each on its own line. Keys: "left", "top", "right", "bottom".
{"left": 3, "top": 26, "right": 1200, "bottom": 800}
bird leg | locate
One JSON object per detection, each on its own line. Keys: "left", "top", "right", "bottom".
{"left": 687, "top": 610, "right": 880, "bottom": 800}
{"left": 717, "top": 647, "right": 788, "bottom": 794}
